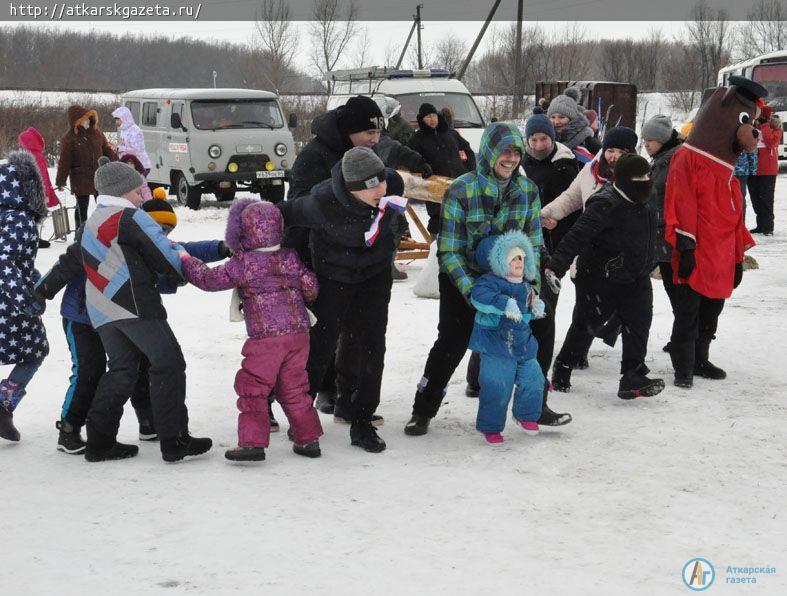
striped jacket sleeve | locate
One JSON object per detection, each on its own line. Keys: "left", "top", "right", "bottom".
{"left": 128, "top": 209, "right": 184, "bottom": 286}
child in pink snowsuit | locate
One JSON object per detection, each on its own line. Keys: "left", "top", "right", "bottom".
{"left": 179, "top": 198, "right": 323, "bottom": 461}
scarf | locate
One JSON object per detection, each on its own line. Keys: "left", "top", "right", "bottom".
{"left": 364, "top": 195, "right": 408, "bottom": 246}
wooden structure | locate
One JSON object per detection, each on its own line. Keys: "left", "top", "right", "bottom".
{"left": 395, "top": 171, "right": 453, "bottom": 260}
{"left": 535, "top": 81, "right": 638, "bottom": 131}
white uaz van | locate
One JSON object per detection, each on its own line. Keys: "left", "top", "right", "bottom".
{"left": 325, "top": 68, "right": 486, "bottom": 152}
{"left": 120, "top": 88, "right": 296, "bottom": 209}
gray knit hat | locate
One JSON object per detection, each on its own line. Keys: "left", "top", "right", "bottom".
{"left": 547, "top": 88, "right": 582, "bottom": 121}
{"left": 94, "top": 156, "right": 143, "bottom": 197}
{"left": 342, "top": 146, "right": 386, "bottom": 191}
{"left": 641, "top": 114, "right": 674, "bottom": 144}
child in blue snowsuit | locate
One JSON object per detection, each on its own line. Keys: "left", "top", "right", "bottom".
{"left": 468, "top": 231, "right": 546, "bottom": 444}
{"left": 36, "top": 195, "right": 229, "bottom": 453}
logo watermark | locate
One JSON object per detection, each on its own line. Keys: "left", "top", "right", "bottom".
{"left": 682, "top": 558, "right": 778, "bottom": 590}
{"left": 682, "top": 558, "right": 716, "bottom": 591}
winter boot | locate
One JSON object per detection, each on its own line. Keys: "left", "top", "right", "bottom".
{"left": 694, "top": 340, "right": 727, "bottom": 380}
{"left": 293, "top": 440, "right": 322, "bottom": 458}
{"left": 84, "top": 426, "right": 138, "bottom": 462}
{"left": 134, "top": 406, "right": 158, "bottom": 441}
{"left": 617, "top": 364, "right": 666, "bottom": 399}
{"left": 225, "top": 446, "right": 266, "bottom": 462}
{"left": 538, "top": 382, "right": 572, "bottom": 426}
{"left": 314, "top": 390, "right": 337, "bottom": 414}
{"left": 160, "top": 431, "right": 213, "bottom": 462}
{"left": 333, "top": 398, "right": 384, "bottom": 426}
{"left": 669, "top": 341, "right": 695, "bottom": 388}
{"left": 350, "top": 421, "right": 387, "bottom": 453}
{"left": 465, "top": 384, "right": 480, "bottom": 398}
{"left": 516, "top": 419, "right": 540, "bottom": 435}
{"left": 575, "top": 356, "right": 589, "bottom": 370}
{"left": 38, "top": 238, "right": 51, "bottom": 249}
{"left": 551, "top": 360, "right": 572, "bottom": 392}
{"left": 56, "top": 419, "right": 86, "bottom": 454}
{"left": 404, "top": 414, "right": 430, "bottom": 436}
{"left": 480, "top": 431, "right": 504, "bottom": 444}
{"left": 0, "top": 380, "right": 24, "bottom": 442}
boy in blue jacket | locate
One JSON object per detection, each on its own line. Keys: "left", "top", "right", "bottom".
{"left": 468, "top": 231, "right": 546, "bottom": 444}
{"left": 38, "top": 193, "right": 229, "bottom": 454}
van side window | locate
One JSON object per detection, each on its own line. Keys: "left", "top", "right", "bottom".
{"left": 171, "top": 101, "right": 185, "bottom": 128}
{"left": 125, "top": 101, "right": 141, "bottom": 123}
{"left": 142, "top": 102, "right": 158, "bottom": 127}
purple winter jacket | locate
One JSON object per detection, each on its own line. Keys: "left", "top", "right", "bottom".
{"left": 182, "top": 249, "right": 318, "bottom": 339}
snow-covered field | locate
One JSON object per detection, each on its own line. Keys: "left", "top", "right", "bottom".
{"left": 2, "top": 174, "right": 786, "bottom": 595}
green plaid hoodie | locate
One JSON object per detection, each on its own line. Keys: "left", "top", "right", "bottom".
{"left": 438, "top": 121, "right": 543, "bottom": 298}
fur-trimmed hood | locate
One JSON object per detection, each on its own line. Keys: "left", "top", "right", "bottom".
{"left": 225, "top": 198, "right": 283, "bottom": 253}
{"left": 0, "top": 150, "right": 47, "bottom": 220}
{"left": 474, "top": 230, "right": 537, "bottom": 281}
{"left": 67, "top": 104, "right": 99, "bottom": 133}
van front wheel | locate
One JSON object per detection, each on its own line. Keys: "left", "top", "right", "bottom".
{"left": 176, "top": 174, "right": 202, "bottom": 210}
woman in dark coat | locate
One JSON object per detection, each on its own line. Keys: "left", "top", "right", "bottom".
{"left": 0, "top": 150, "right": 49, "bottom": 442}
{"left": 55, "top": 104, "right": 116, "bottom": 228}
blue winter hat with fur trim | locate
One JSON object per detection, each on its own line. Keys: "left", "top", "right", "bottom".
{"left": 474, "top": 230, "right": 537, "bottom": 281}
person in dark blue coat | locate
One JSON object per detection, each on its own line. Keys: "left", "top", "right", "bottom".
{"left": 468, "top": 231, "right": 546, "bottom": 444}
{"left": 36, "top": 195, "right": 229, "bottom": 453}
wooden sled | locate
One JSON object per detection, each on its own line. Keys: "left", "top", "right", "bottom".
{"left": 396, "top": 171, "right": 453, "bottom": 261}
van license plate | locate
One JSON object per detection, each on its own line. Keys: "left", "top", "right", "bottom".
{"left": 256, "top": 170, "right": 284, "bottom": 179}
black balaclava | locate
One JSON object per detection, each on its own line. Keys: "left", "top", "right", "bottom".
{"left": 613, "top": 154, "right": 653, "bottom": 204}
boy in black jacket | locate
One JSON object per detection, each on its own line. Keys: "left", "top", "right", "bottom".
{"left": 278, "top": 147, "right": 405, "bottom": 453}
{"left": 544, "top": 154, "right": 665, "bottom": 399}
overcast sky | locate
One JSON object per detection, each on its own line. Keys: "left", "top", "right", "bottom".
{"left": 8, "top": 20, "right": 689, "bottom": 76}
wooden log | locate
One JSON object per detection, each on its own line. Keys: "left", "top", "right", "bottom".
{"left": 398, "top": 170, "right": 453, "bottom": 204}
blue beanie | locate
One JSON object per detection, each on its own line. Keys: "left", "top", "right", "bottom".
{"left": 602, "top": 126, "right": 638, "bottom": 153}
{"left": 524, "top": 107, "right": 555, "bottom": 141}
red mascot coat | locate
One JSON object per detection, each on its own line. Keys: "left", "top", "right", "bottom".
{"left": 664, "top": 77, "right": 766, "bottom": 300}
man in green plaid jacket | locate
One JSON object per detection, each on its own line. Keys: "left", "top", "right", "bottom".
{"left": 405, "top": 121, "right": 573, "bottom": 436}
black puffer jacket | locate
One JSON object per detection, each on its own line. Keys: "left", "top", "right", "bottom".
{"left": 546, "top": 184, "right": 657, "bottom": 285}
{"left": 278, "top": 163, "right": 404, "bottom": 284}
{"left": 522, "top": 142, "right": 580, "bottom": 255}
{"left": 649, "top": 131, "right": 682, "bottom": 262}
{"left": 288, "top": 109, "right": 425, "bottom": 199}
{"left": 407, "top": 113, "right": 475, "bottom": 178}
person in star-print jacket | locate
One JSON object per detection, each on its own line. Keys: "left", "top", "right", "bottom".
{"left": 0, "top": 150, "right": 49, "bottom": 442}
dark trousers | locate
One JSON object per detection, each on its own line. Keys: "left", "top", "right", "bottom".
{"left": 308, "top": 269, "right": 393, "bottom": 423}
{"left": 668, "top": 282, "right": 725, "bottom": 376}
{"left": 89, "top": 319, "right": 188, "bottom": 441}
{"left": 555, "top": 274, "right": 653, "bottom": 375}
{"left": 425, "top": 202, "right": 441, "bottom": 236}
{"left": 658, "top": 261, "right": 679, "bottom": 314}
{"left": 748, "top": 175, "right": 776, "bottom": 233}
{"left": 735, "top": 175, "right": 749, "bottom": 223}
{"left": 416, "top": 272, "right": 555, "bottom": 418}
{"left": 74, "top": 195, "right": 94, "bottom": 228}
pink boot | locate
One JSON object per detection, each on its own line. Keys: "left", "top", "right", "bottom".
{"left": 517, "top": 420, "right": 539, "bottom": 435}
{"left": 480, "top": 431, "right": 504, "bottom": 444}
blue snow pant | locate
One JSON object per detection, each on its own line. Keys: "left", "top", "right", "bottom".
{"left": 476, "top": 354, "right": 544, "bottom": 434}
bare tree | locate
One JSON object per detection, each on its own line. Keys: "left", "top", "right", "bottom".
{"left": 354, "top": 26, "right": 372, "bottom": 68}
{"left": 549, "top": 23, "right": 590, "bottom": 80}
{"left": 433, "top": 34, "right": 468, "bottom": 74}
{"left": 684, "top": 0, "right": 732, "bottom": 89}
{"left": 251, "top": 0, "right": 299, "bottom": 91}
{"left": 383, "top": 41, "right": 402, "bottom": 67}
{"left": 735, "top": 0, "right": 787, "bottom": 61}
{"left": 309, "top": 0, "right": 359, "bottom": 82}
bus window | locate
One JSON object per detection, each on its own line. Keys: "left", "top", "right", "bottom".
{"left": 753, "top": 63, "right": 787, "bottom": 112}
{"left": 124, "top": 101, "right": 141, "bottom": 123}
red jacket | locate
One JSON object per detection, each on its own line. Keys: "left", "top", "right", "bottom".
{"left": 664, "top": 143, "right": 754, "bottom": 299}
{"left": 18, "top": 127, "right": 60, "bottom": 208}
{"left": 755, "top": 122, "right": 780, "bottom": 176}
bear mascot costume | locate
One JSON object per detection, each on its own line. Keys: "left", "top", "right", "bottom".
{"left": 664, "top": 76, "right": 768, "bottom": 388}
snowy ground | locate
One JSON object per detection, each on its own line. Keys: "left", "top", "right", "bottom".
{"left": 2, "top": 174, "right": 786, "bottom": 595}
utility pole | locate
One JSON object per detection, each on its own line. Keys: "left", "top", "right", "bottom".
{"left": 415, "top": 4, "right": 423, "bottom": 69}
{"left": 513, "top": 0, "right": 523, "bottom": 115}
{"left": 457, "top": 0, "right": 501, "bottom": 81}
{"left": 396, "top": 17, "right": 418, "bottom": 68}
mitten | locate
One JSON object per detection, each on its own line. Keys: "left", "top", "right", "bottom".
{"left": 733, "top": 262, "right": 743, "bottom": 288}
{"left": 544, "top": 269, "right": 562, "bottom": 294}
{"left": 678, "top": 249, "right": 695, "bottom": 279}
{"left": 22, "top": 295, "right": 46, "bottom": 317}
{"left": 531, "top": 297, "right": 547, "bottom": 319}
{"left": 419, "top": 161, "right": 433, "bottom": 179}
{"left": 218, "top": 241, "right": 233, "bottom": 259}
{"left": 504, "top": 297, "right": 522, "bottom": 322}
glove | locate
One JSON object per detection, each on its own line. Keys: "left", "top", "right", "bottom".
{"left": 678, "top": 249, "right": 696, "bottom": 279}
{"left": 22, "top": 295, "right": 46, "bottom": 317}
{"left": 419, "top": 161, "right": 433, "bottom": 179}
{"left": 544, "top": 269, "right": 562, "bottom": 294}
{"left": 504, "top": 297, "right": 522, "bottom": 322}
{"left": 218, "top": 241, "right": 233, "bottom": 259}
{"left": 733, "top": 262, "right": 743, "bottom": 288}
{"left": 531, "top": 296, "right": 547, "bottom": 319}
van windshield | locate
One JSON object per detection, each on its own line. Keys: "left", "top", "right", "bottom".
{"left": 753, "top": 64, "right": 787, "bottom": 113}
{"left": 191, "top": 100, "right": 284, "bottom": 130}
{"left": 396, "top": 93, "right": 484, "bottom": 128}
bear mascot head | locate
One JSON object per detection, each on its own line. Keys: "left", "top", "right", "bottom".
{"left": 687, "top": 75, "right": 769, "bottom": 164}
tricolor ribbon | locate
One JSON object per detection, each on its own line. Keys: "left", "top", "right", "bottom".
{"left": 364, "top": 195, "right": 408, "bottom": 247}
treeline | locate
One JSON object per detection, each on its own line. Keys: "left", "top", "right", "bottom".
{"left": 0, "top": 26, "right": 321, "bottom": 93}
